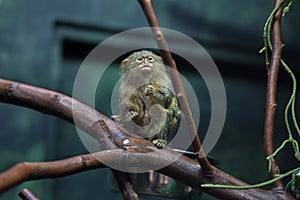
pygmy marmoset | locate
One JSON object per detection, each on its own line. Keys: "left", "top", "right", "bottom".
{"left": 113, "top": 50, "right": 181, "bottom": 148}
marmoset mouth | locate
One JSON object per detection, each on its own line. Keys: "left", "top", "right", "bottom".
{"left": 139, "top": 64, "right": 153, "bottom": 72}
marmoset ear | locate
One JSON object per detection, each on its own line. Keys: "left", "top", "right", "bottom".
{"left": 157, "top": 55, "right": 163, "bottom": 63}
{"left": 120, "top": 58, "right": 129, "bottom": 73}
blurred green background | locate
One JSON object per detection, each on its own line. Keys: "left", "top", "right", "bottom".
{"left": 0, "top": 0, "right": 300, "bottom": 199}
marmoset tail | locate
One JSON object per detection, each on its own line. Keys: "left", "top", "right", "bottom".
{"left": 113, "top": 50, "right": 181, "bottom": 148}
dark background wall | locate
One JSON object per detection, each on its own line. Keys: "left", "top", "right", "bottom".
{"left": 0, "top": 0, "right": 299, "bottom": 199}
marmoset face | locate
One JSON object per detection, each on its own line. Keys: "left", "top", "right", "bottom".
{"left": 120, "top": 50, "right": 163, "bottom": 74}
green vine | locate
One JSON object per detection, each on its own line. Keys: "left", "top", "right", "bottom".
{"left": 266, "top": 59, "right": 300, "bottom": 164}
{"left": 202, "top": 0, "right": 300, "bottom": 190}
{"left": 201, "top": 167, "right": 300, "bottom": 189}
{"left": 259, "top": 0, "right": 285, "bottom": 68}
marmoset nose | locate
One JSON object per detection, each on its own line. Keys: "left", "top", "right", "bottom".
{"left": 143, "top": 60, "right": 150, "bottom": 65}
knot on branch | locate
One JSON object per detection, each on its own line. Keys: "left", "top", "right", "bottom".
{"left": 155, "top": 31, "right": 163, "bottom": 41}
{"left": 97, "top": 120, "right": 112, "bottom": 138}
{"left": 81, "top": 156, "right": 87, "bottom": 166}
{"left": 272, "top": 103, "right": 277, "bottom": 109}
{"left": 7, "top": 83, "right": 16, "bottom": 98}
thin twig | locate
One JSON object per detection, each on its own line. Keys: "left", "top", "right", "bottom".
{"left": 18, "top": 188, "right": 39, "bottom": 200}
{"left": 263, "top": 0, "right": 285, "bottom": 190}
{"left": 137, "top": 0, "right": 212, "bottom": 172}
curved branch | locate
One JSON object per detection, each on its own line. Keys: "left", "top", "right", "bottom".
{"left": 0, "top": 79, "right": 152, "bottom": 148}
{"left": 0, "top": 78, "right": 295, "bottom": 199}
{"left": 137, "top": 0, "right": 212, "bottom": 172}
{"left": 0, "top": 152, "right": 106, "bottom": 193}
{"left": 263, "top": 0, "right": 285, "bottom": 190}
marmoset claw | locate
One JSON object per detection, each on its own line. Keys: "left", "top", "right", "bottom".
{"left": 126, "top": 111, "right": 138, "bottom": 121}
{"left": 111, "top": 115, "right": 120, "bottom": 122}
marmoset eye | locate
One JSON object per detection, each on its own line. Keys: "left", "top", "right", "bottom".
{"left": 148, "top": 57, "right": 154, "bottom": 62}
{"left": 137, "top": 57, "right": 143, "bottom": 62}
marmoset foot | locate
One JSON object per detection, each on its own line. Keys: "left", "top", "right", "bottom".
{"left": 152, "top": 139, "right": 167, "bottom": 148}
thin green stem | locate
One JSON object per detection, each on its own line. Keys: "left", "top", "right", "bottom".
{"left": 266, "top": 59, "right": 300, "bottom": 162}
{"left": 266, "top": 139, "right": 290, "bottom": 160}
{"left": 280, "top": 59, "right": 300, "bottom": 161}
{"left": 283, "top": 0, "right": 294, "bottom": 16}
{"left": 281, "top": 60, "right": 300, "bottom": 135}
{"left": 201, "top": 167, "right": 300, "bottom": 189}
{"left": 267, "top": 0, "right": 285, "bottom": 51}
{"left": 261, "top": 0, "right": 284, "bottom": 68}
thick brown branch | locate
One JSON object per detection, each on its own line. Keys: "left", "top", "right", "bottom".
{"left": 0, "top": 78, "right": 295, "bottom": 199}
{"left": 137, "top": 0, "right": 212, "bottom": 172}
{"left": 0, "top": 79, "right": 153, "bottom": 147}
{"left": 0, "top": 146, "right": 293, "bottom": 200}
{"left": 263, "top": 0, "right": 285, "bottom": 190}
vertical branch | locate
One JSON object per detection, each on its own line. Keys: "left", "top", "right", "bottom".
{"left": 93, "top": 121, "right": 139, "bottom": 199}
{"left": 263, "top": 0, "right": 285, "bottom": 190}
{"left": 137, "top": 0, "right": 213, "bottom": 172}
{"left": 111, "top": 170, "right": 139, "bottom": 200}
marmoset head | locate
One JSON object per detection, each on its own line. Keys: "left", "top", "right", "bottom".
{"left": 120, "top": 50, "right": 164, "bottom": 74}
